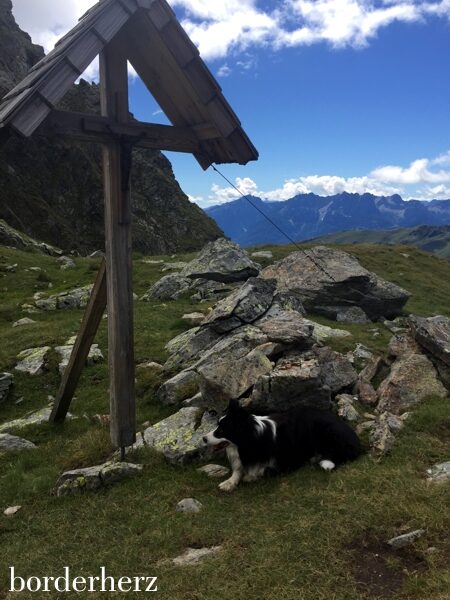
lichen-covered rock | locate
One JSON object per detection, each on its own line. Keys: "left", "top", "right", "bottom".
{"left": 161, "top": 261, "right": 188, "bottom": 272}
{"left": 182, "top": 312, "right": 206, "bottom": 327}
{"left": 356, "top": 381, "right": 378, "bottom": 406}
{"left": 388, "top": 332, "right": 420, "bottom": 358}
{"left": 56, "top": 462, "right": 143, "bottom": 496}
{"left": 251, "top": 251, "right": 273, "bottom": 259}
{"left": 318, "top": 305, "right": 370, "bottom": 324}
{"left": 409, "top": 315, "right": 450, "bottom": 366}
{"left": 58, "top": 256, "right": 76, "bottom": 270}
{"left": 302, "top": 319, "right": 351, "bottom": 343}
{"left": 369, "top": 411, "right": 408, "bottom": 457}
{"left": 181, "top": 238, "right": 260, "bottom": 283}
{"left": 387, "top": 530, "right": 425, "bottom": 549}
{"left": 189, "top": 278, "right": 234, "bottom": 302}
{"left": 261, "top": 246, "right": 410, "bottom": 321}
{"left": 0, "top": 407, "right": 71, "bottom": 433}
{"left": 141, "top": 273, "right": 193, "bottom": 301}
{"left": 0, "top": 433, "right": 36, "bottom": 453}
{"left": 157, "top": 370, "right": 200, "bottom": 406}
{"left": 314, "top": 347, "right": 358, "bottom": 393}
{"left": 0, "top": 372, "right": 13, "bottom": 402}
{"left": 377, "top": 353, "right": 447, "bottom": 414}
{"left": 197, "top": 464, "right": 229, "bottom": 478}
{"left": 143, "top": 408, "right": 217, "bottom": 465}
{"left": 35, "top": 285, "right": 93, "bottom": 311}
{"left": 15, "top": 346, "right": 50, "bottom": 375}
{"left": 202, "top": 277, "right": 276, "bottom": 333}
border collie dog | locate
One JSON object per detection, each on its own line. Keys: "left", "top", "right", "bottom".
{"left": 203, "top": 400, "right": 362, "bottom": 492}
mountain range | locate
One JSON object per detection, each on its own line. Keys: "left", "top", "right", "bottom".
{"left": 206, "top": 192, "right": 450, "bottom": 247}
{"left": 0, "top": 0, "right": 222, "bottom": 255}
{"left": 308, "top": 224, "right": 450, "bottom": 259}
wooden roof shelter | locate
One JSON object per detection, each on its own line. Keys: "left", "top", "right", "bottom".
{"left": 0, "top": 0, "right": 258, "bottom": 453}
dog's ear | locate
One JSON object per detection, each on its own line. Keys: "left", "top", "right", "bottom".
{"left": 227, "top": 399, "right": 242, "bottom": 414}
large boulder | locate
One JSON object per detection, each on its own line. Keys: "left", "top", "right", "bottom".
{"left": 256, "top": 311, "right": 314, "bottom": 347}
{"left": 195, "top": 326, "right": 272, "bottom": 407}
{"left": 377, "top": 353, "right": 447, "bottom": 414}
{"left": 409, "top": 315, "right": 450, "bottom": 367}
{"left": 164, "top": 327, "right": 222, "bottom": 371}
{"left": 157, "top": 370, "right": 200, "bottom": 406}
{"left": 56, "top": 462, "right": 143, "bottom": 496}
{"left": 314, "top": 346, "right": 358, "bottom": 393}
{"left": 202, "top": 277, "right": 276, "bottom": 333}
{"left": 261, "top": 246, "right": 410, "bottom": 320}
{"left": 141, "top": 273, "right": 192, "bottom": 301}
{"left": 181, "top": 238, "right": 260, "bottom": 283}
{"left": 251, "top": 353, "right": 331, "bottom": 413}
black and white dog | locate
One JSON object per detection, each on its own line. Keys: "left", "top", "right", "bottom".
{"left": 203, "top": 400, "right": 362, "bottom": 492}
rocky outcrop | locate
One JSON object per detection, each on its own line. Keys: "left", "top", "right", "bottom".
{"left": 377, "top": 353, "right": 447, "bottom": 414}
{"left": 181, "top": 238, "right": 260, "bottom": 283}
{"left": 33, "top": 285, "right": 93, "bottom": 311}
{"left": 0, "top": 219, "right": 62, "bottom": 255}
{"left": 0, "top": 372, "right": 12, "bottom": 402}
{"left": 261, "top": 246, "right": 410, "bottom": 321}
{"left": 0, "top": 406, "right": 55, "bottom": 433}
{"left": 409, "top": 315, "right": 450, "bottom": 391}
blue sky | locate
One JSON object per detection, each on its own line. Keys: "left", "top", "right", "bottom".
{"left": 11, "top": 0, "right": 450, "bottom": 207}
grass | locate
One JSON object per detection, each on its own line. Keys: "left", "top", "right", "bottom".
{"left": 0, "top": 243, "right": 449, "bottom": 599}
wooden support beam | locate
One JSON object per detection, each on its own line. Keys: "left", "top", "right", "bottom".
{"left": 100, "top": 39, "right": 136, "bottom": 449}
{"left": 50, "top": 259, "right": 107, "bottom": 423}
{"left": 36, "top": 110, "right": 220, "bottom": 152}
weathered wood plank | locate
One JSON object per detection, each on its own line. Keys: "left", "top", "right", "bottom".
{"left": 50, "top": 259, "right": 107, "bottom": 423}
{"left": 100, "top": 38, "right": 136, "bottom": 449}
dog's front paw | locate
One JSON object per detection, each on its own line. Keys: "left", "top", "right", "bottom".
{"left": 319, "top": 459, "right": 335, "bottom": 471}
{"left": 218, "top": 478, "right": 237, "bottom": 492}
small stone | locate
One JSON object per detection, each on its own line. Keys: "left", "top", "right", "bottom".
{"left": 172, "top": 546, "right": 222, "bottom": 567}
{"left": 137, "top": 361, "right": 164, "bottom": 373}
{"left": 197, "top": 464, "right": 229, "bottom": 478}
{"left": 4, "top": 506, "right": 21, "bottom": 516}
{"left": 387, "top": 530, "right": 425, "bottom": 549}
{"left": 12, "top": 318, "right": 36, "bottom": 328}
{"left": 15, "top": 347, "right": 50, "bottom": 376}
{"left": 0, "top": 433, "right": 37, "bottom": 453}
{"left": 58, "top": 256, "right": 76, "bottom": 270}
{"left": 352, "top": 344, "right": 374, "bottom": 361}
{"left": 426, "top": 461, "right": 450, "bottom": 483}
{"left": 176, "top": 498, "right": 203, "bottom": 513}
{"left": 251, "top": 251, "right": 273, "bottom": 259}
{"left": 89, "top": 250, "right": 105, "bottom": 258}
{"left": 336, "top": 394, "right": 360, "bottom": 422}
{"left": 182, "top": 312, "right": 206, "bottom": 327}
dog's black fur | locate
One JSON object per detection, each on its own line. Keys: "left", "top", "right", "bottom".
{"left": 204, "top": 400, "right": 361, "bottom": 490}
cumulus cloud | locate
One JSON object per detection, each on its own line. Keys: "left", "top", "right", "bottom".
{"left": 12, "top": 0, "right": 450, "bottom": 77}
{"left": 194, "top": 150, "right": 450, "bottom": 207}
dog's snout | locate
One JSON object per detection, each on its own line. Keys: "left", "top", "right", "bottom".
{"left": 202, "top": 436, "right": 208, "bottom": 444}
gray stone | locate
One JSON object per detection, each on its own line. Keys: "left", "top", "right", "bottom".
{"left": 189, "top": 278, "right": 233, "bottom": 302}
{"left": 181, "top": 238, "right": 260, "bottom": 283}
{"left": 0, "top": 372, "right": 13, "bottom": 403}
{"left": 157, "top": 370, "right": 200, "bottom": 406}
{"left": 89, "top": 250, "right": 105, "bottom": 258}
{"left": 251, "top": 354, "right": 331, "bottom": 413}
{"left": 197, "top": 464, "right": 229, "bottom": 478}
{"left": 359, "top": 356, "right": 386, "bottom": 383}
{"left": 143, "top": 408, "right": 217, "bottom": 465}
{"left": 356, "top": 381, "right": 378, "bottom": 406}
{"left": 0, "top": 407, "right": 62, "bottom": 433}
{"left": 141, "top": 273, "right": 193, "bottom": 301}
{"left": 388, "top": 332, "right": 421, "bottom": 358}
{"left": 251, "top": 251, "right": 273, "bottom": 259}
{"left": 58, "top": 256, "right": 76, "bottom": 270}
{"left": 12, "top": 317, "right": 36, "bottom": 328}
{"left": 387, "top": 530, "right": 425, "bottom": 549}
{"left": 352, "top": 344, "right": 374, "bottom": 361}
{"left": 318, "top": 305, "right": 370, "bottom": 324}
{"left": 56, "top": 462, "right": 143, "bottom": 496}
{"left": 203, "top": 277, "right": 276, "bottom": 333}
{"left": 15, "top": 347, "right": 50, "bottom": 376}
{"left": 176, "top": 498, "right": 203, "bottom": 513}
{"left": 0, "top": 433, "right": 37, "bottom": 453}
{"left": 261, "top": 246, "right": 410, "bottom": 321}
{"left": 182, "top": 312, "right": 206, "bottom": 327}
{"left": 409, "top": 315, "right": 450, "bottom": 366}
{"left": 161, "top": 261, "right": 188, "bottom": 272}
{"left": 55, "top": 341, "right": 103, "bottom": 374}
{"left": 35, "top": 285, "right": 93, "bottom": 311}
{"left": 172, "top": 546, "right": 222, "bottom": 566}
{"left": 426, "top": 461, "right": 450, "bottom": 483}
{"left": 195, "top": 326, "right": 271, "bottom": 407}
{"left": 4, "top": 506, "right": 22, "bottom": 516}
{"left": 369, "top": 412, "right": 397, "bottom": 458}
{"left": 377, "top": 353, "right": 447, "bottom": 414}
{"left": 164, "top": 327, "right": 222, "bottom": 371}
{"left": 256, "top": 311, "right": 314, "bottom": 347}
{"left": 315, "top": 346, "right": 358, "bottom": 393}
{"left": 336, "top": 394, "right": 360, "bottom": 422}
{"left": 302, "top": 319, "right": 351, "bottom": 343}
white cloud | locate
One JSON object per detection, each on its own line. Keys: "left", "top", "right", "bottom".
{"left": 194, "top": 150, "right": 450, "bottom": 207}
{"left": 217, "top": 64, "right": 232, "bottom": 77}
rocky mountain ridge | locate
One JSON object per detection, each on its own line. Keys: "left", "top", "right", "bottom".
{"left": 206, "top": 192, "right": 450, "bottom": 246}
{"left": 0, "top": 0, "right": 222, "bottom": 255}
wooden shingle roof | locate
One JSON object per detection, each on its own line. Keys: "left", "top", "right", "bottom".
{"left": 0, "top": 0, "right": 258, "bottom": 169}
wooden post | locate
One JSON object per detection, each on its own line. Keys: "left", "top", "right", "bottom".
{"left": 100, "top": 40, "right": 136, "bottom": 449}
{"left": 50, "top": 259, "right": 107, "bottom": 423}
